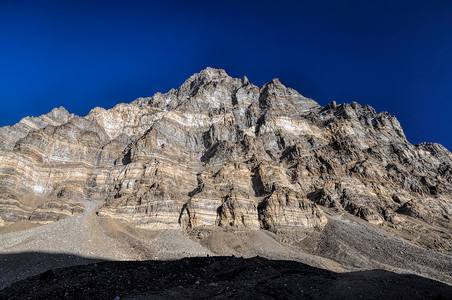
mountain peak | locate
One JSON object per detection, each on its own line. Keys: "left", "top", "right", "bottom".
{"left": 192, "top": 67, "right": 230, "bottom": 81}
{"left": 1, "top": 69, "right": 452, "bottom": 288}
{"left": 269, "top": 78, "right": 283, "bottom": 85}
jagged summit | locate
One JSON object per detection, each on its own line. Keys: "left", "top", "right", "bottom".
{"left": 126, "top": 68, "right": 321, "bottom": 121}
{"left": 178, "top": 67, "right": 237, "bottom": 95}
{"left": 1, "top": 69, "right": 452, "bottom": 286}
{"left": 192, "top": 67, "right": 230, "bottom": 80}
{"left": 185, "top": 67, "right": 250, "bottom": 86}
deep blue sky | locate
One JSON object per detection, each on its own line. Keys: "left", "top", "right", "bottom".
{"left": 1, "top": 0, "right": 451, "bottom": 150}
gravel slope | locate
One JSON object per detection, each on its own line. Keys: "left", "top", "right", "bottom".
{"left": 1, "top": 203, "right": 451, "bottom": 291}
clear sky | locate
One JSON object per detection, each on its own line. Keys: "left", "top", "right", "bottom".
{"left": 1, "top": 0, "right": 451, "bottom": 150}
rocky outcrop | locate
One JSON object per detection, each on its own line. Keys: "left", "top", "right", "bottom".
{"left": 0, "top": 67, "right": 451, "bottom": 253}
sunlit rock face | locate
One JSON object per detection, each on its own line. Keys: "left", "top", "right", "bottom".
{"left": 1, "top": 67, "right": 451, "bottom": 251}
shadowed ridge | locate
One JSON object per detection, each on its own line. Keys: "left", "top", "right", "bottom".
{"left": 0, "top": 252, "right": 107, "bottom": 290}
{"left": 1, "top": 255, "right": 451, "bottom": 299}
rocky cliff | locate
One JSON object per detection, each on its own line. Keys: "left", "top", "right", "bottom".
{"left": 1, "top": 67, "right": 451, "bottom": 255}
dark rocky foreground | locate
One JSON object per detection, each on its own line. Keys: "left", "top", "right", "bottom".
{"left": 1, "top": 256, "right": 451, "bottom": 299}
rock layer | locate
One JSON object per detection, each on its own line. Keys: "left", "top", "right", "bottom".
{"left": 0, "top": 67, "right": 451, "bottom": 254}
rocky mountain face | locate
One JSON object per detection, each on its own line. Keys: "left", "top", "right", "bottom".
{"left": 1, "top": 68, "right": 452, "bottom": 282}
{"left": 1, "top": 68, "right": 452, "bottom": 240}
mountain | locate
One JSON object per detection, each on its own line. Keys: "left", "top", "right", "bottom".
{"left": 0, "top": 68, "right": 451, "bottom": 289}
